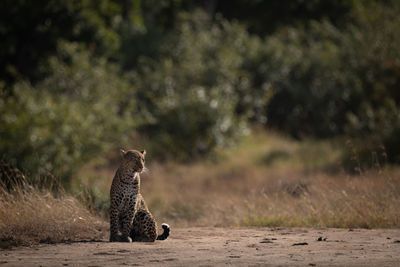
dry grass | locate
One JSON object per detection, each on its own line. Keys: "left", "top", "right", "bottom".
{"left": 79, "top": 130, "right": 400, "bottom": 229}
{"left": 143, "top": 162, "right": 400, "bottom": 229}
{"left": 0, "top": 174, "right": 107, "bottom": 248}
{"left": 2, "top": 130, "right": 398, "bottom": 249}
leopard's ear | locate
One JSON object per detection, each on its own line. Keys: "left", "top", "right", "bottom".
{"left": 120, "top": 149, "right": 127, "bottom": 157}
{"left": 141, "top": 150, "right": 146, "bottom": 156}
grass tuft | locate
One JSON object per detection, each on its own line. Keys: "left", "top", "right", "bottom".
{"left": 0, "top": 164, "right": 106, "bottom": 248}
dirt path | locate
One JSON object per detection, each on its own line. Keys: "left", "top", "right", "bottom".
{"left": 1, "top": 227, "right": 400, "bottom": 266}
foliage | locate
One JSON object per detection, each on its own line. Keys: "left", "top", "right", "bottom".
{"left": 130, "top": 11, "right": 251, "bottom": 160}
{"left": 1, "top": 0, "right": 400, "bottom": 182}
{"left": 343, "top": 1, "right": 400, "bottom": 163}
{"left": 0, "top": 0, "right": 122, "bottom": 89}
{"left": 0, "top": 43, "right": 135, "bottom": 181}
{"left": 214, "top": 0, "right": 356, "bottom": 35}
{"left": 249, "top": 1, "right": 400, "bottom": 164}
{"left": 255, "top": 21, "right": 352, "bottom": 138}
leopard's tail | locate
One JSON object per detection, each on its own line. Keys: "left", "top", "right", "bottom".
{"left": 157, "top": 223, "right": 170, "bottom": 240}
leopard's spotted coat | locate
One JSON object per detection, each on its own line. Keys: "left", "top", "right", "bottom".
{"left": 109, "top": 149, "right": 169, "bottom": 242}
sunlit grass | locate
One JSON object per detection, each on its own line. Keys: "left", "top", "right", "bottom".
{"left": 0, "top": 175, "right": 106, "bottom": 247}
{"left": 240, "top": 172, "right": 400, "bottom": 228}
{"left": 77, "top": 130, "right": 400, "bottom": 229}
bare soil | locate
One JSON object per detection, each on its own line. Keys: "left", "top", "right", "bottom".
{"left": 1, "top": 227, "right": 400, "bottom": 266}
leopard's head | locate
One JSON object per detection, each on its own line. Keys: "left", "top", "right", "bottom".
{"left": 120, "top": 149, "right": 146, "bottom": 173}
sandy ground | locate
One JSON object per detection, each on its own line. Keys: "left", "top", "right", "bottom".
{"left": 1, "top": 227, "right": 400, "bottom": 266}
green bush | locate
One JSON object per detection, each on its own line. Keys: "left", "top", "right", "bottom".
{"left": 129, "top": 11, "right": 252, "bottom": 160}
{"left": 248, "top": 1, "right": 400, "bottom": 163}
{"left": 258, "top": 20, "right": 351, "bottom": 138}
{"left": 342, "top": 2, "right": 400, "bottom": 164}
{"left": 0, "top": 43, "right": 135, "bottom": 183}
{"left": 2, "top": 0, "right": 400, "bottom": 171}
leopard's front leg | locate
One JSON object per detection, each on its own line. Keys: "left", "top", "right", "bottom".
{"left": 120, "top": 201, "right": 137, "bottom": 242}
{"left": 109, "top": 202, "right": 121, "bottom": 242}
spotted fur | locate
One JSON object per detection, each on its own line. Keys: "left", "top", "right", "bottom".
{"left": 109, "top": 149, "right": 169, "bottom": 242}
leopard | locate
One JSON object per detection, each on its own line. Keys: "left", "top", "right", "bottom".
{"left": 109, "top": 149, "right": 170, "bottom": 242}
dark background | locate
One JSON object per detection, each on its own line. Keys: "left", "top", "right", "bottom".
{"left": 1, "top": 0, "right": 399, "bottom": 184}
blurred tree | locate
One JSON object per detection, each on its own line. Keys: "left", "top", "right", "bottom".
{"left": 129, "top": 11, "right": 250, "bottom": 160}
{"left": 250, "top": 1, "right": 400, "bottom": 162}
{"left": 214, "top": 0, "right": 356, "bottom": 35}
{"left": 343, "top": 0, "right": 400, "bottom": 163}
{"left": 0, "top": 43, "right": 136, "bottom": 183}
{"left": 117, "top": 0, "right": 198, "bottom": 71}
{"left": 0, "top": 0, "right": 80, "bottom": 88}
{"left": 0, "top": 0, "right": 122, "bottom": 90}
{"left": 1, "top": 0, "right": 400, "bottom": 172}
